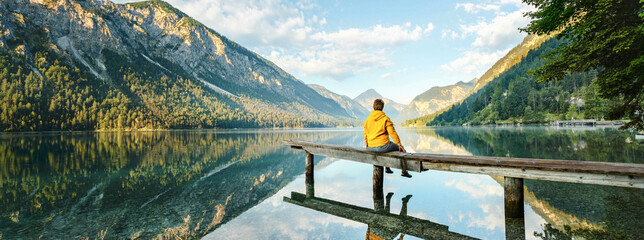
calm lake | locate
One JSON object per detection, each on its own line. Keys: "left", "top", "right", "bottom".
{"left": 1, "top": 126, "right": 643, "bottom": 239}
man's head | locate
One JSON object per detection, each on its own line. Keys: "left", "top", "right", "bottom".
{"left": 373, "top": 99, "right": 384, "bottom": 111}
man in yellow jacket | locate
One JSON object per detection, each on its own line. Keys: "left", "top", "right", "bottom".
{"left": 364, "top": 99, "right": 411, "bottom": 178}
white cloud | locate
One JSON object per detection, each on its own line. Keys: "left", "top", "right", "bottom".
{"left": 441, "top": 29, "right": 460, "bottom": 39}
{"left": 460, "top": 9, "right": 531, "bottom": 50}
{"left": 311, "top": 23, "right": 433, "bottom": 48}
{"left": 456, "top": 3, "right": 501, "bottom": 13}
{"left": 269, "top": 48, "right": 391, "bottom": 80}
{"left": 440, "top": 48, "right": 509, "bottom": 75}
{"left": 269, "top": 22, "right": 432, "bottom": 80}
{"left": 424, "top": 23, "right": 435, "bottom": 34}
{"left": 378, "top": 68, "right": 409, "bottom": 81}
{"left": 497, "top": 0, "right": 524, "bottom": 7}
{"left": 296, "top": 0, "right": 316, "bottom": 9}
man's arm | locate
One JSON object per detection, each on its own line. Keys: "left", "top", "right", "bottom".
{"left": 386, "top": 119, "right": 406, "bottom": 152}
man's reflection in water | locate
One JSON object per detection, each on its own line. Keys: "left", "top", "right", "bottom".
{"left": 367, "top": 192, "right": 413, "bottom": 240}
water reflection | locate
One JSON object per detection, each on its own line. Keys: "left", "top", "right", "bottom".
{"left": 0, "top": 127, "right": 642, "bottom": 239}
{"left": 0, "top": 130, "right": 361, "bottom": 239}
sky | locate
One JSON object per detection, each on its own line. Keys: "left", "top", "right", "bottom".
{"left": 114, "top": 0, "right": 536, "bottom": 104}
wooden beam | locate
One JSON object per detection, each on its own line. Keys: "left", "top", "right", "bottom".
{"left": 284, "top": 192, "right": 478, "bottom": 240}
{"left": 284, "top": 140, "right": 644, "bottom": 188}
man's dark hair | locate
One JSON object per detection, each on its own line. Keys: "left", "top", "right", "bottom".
{"left": 373, "top": 99, "right": 384, "bottom": 111}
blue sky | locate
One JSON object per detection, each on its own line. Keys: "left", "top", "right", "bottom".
{"left": 115, "top": 0, "right": 535, "bottom": 104}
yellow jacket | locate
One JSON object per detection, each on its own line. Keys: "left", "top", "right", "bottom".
{"left": 363, "top": 110, "right": 402, "bottom": 148}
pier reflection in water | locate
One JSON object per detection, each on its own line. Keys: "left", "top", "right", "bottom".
{"left": 284, "top": 180, "right": 481, "bottom": 239}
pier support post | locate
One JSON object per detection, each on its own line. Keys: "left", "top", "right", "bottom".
{"left": 504, "top": 177, "right": 524, "bottom": 218}
{"left": 305, "top": 151, "right": 314, "bottom": 198}
{"left": 373, "top": 165, "right": 384, "bottom": 201}
{"left": 505, "top": 216, "right": 525, "bottom": 240}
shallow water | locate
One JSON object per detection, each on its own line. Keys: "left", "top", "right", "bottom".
{"left": 0, "top": 126, "right": 642, "bottom": 239}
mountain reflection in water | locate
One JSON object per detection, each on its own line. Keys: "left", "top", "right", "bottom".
{"left": 0, "top": 126, "right": 642, "bottom": 239}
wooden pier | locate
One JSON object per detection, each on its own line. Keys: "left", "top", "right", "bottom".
{"left": 284, "top": 140, "right": 644, "bottom": 221}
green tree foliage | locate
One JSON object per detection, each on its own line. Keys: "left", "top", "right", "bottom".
{"left": 521, "top": 0, "right": 644, "bottom": 130}
{"left": 0, "top": 49, "right": 149, "bottom": 131}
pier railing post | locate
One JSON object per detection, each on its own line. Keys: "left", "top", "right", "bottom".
{"left": 504, "top": 177, "right": 524, "bottom": 218}
{"left": 373, "top": 165, "right": 384, "bottom": 202}
{"left": 305, "top": 151, "right": 314, "bottom": 198}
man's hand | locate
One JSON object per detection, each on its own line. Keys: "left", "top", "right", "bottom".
{"left": 399, "top": 145, "right": 406, "bottom": 153}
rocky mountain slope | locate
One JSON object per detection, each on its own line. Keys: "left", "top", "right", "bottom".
{"left": 353, "top": 89, "right": 407, "bottom": 120}
{"left": 309, "top": 84, "right": 370, "bottom": 119}
{"left": 395, "top": 79, "right": 475, "bottom": 123}
{"left": 0, "top": 0, "right": 354, "bottom": 131}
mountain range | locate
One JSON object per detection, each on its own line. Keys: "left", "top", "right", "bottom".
{"left": 0, "top": 0, "right": 558, "bottom": 131}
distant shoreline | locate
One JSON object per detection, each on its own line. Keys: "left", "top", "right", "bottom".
{"left": 0, "top": 126, "right": 366, "bottom": 134}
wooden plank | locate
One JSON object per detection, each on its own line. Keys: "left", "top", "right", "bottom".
{"left": 421, "top": 162, "right": 644, "bottom": 188}
{"left": 284, "top": 192, "right": 478, "bottom": 240}
{"left": 284, "top": 140, "right": 644, "bottom": 188}
{"left": 413, "top": 153, "right": 644, "bottom": 176}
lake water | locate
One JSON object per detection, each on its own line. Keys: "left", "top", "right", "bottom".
{"left": 0, "top": 126, "right": 642, "bottom": 239}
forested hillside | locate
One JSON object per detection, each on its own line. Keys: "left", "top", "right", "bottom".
{"left": 406, "top": 38, "right": 620, "bottom": 126}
